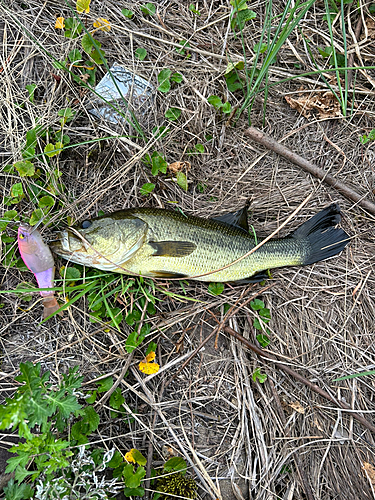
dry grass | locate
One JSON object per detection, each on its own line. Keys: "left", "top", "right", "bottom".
{"left": 1, "top": 0, "right": 375, "bottom": 499}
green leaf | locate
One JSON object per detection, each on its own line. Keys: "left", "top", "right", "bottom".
{"left": 222, "top": 101, "right": 232, "bottom": 114}
{"left": 44, "top": 143, "right": 63, "bottom": 157}
{"left": 207, "top": 95, "right": 223, "bottom": 109}
{"left": 157, "top": 68, "right": 172, "bottom": 93}
{"left": 250, "top": 299, "right": 264, "bottom": 311}
{"left": 85, "top": 390, "right": 97, "bottom": 404}
{"left": 3, "top": 478, "right": 33, "bottom": 499}
{"left": 60, "top": 266, "right": 81, "bottom": 280}
{"left": 131, "top": 449, "right": 147, "bottom": 466}
{"left": 9, "top": 183, "right": 24, "bottom": 202}
{"left": 176, "top": 171, "right": 188, "bottom": 192}
{"left": 29, "top": 208, "right": 44, "bottom": 226}
{"left": 108, "top": 450, "right": 124, "bottom": 468}
{"left": 208, "top": 282, "right": 224, "bottom": 296}
{"left": 141, "top": 2, "right": 155, "bottom": 15}
{"left": 91, "top": 48, "right": 107, "bottom": 65}
{"left": 68, "top": 48, "right": 82, "bottom": 63}
{"left": 25, "top": 84, "right": 36, "bottom": 103}
{"left": 256, "top": 334, "right": 270, "bottom": 347}
{"left": 125, "top": 331, "right": 146, "bottom": 353}
{"left": 122, "top": 8, "right": 134, "bottom": 18}
{"left": 176, "top": 39, "right": 191, "bottom": 55}
{"left": 82, "top": 405, "right": 100, "bottom": 432}
{"left": 165, "top": 107, "right": 181, "bottom": 121}
{"left": 254, "top": 42, "right": 268, "bottom": 54}
{"left": 171, "top": 72, "right": 183, "bottom": 83}
{"left": 0, "top": 210, "right": 18, "bottom": 231}
{"left": 146, "top": 341, "right": 157, "bottom": 356}
{"left": 252, "top": 368, "right": 267, "bottom": 383}
{"left": 123, "top": 486, "right": 145, "bottom": 497}
{"left": 195, "top": 143, "right": 204, "bottom": 153}
{"left": 14, "top": 465, "right": 34, "bottom": 483}
{"left": 189, "top": 3, "right": 200, "bottom": 15}
{"left": 196, "top": 182, "right": 206, "bottom": 193}
{"left": 109, "top": 387, "right": 125, "bottom": 410}
{"left": 135, "top": 47, "right": 147, "bottom": 60}
{"left": 123, "top": 464, "right": 146, "bottom": 488}
{"left": 97, "top": 376, "right": 114, "bottom": 392}
{"left": 253, "top": 318, "right": 262, "bottom": 330}
{"left": 164, "top": 456, "right": 187, "bottom": 473}
{"left": 81, "top": 33, "right": 94, "bottom": 54}
{"left": 38, "top": 195, "right": 54, "bottom": 208}
{"left": 152, "top": 126, "right": 169, "bottom": 139}
{"left": 14, "top": 160, "right": 35, "bottom": 177}
{"left": 140, "top": 183, "right": 155, "bottom": 196}
{"left": 151, "top": 152, "right": 168, "bottom": 176}
{"left": 225, "top": 60, "right": 244, "bottom": 74}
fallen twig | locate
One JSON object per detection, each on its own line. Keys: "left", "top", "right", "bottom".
{"left": 244, "top": 127, "right": 375, "bottom": 216}
{"left": 223, "top": 324, "right": 375, "bottom": 434}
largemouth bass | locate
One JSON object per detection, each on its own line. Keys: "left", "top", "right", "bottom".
{"left": 51, "top": 204, "right": 349, "bottom": 283}
{"left": 18, "top": 224, "right": 61, "bottom": 319}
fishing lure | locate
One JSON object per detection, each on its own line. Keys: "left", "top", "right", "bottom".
{"left": 18, "top": 224, "right": 61, "bottom": 319}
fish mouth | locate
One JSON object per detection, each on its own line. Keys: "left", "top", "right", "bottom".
{"left": 50, "top": 230, "right": 86, "bottom": 257}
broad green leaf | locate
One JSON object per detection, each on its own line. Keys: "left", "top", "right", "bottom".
{"left": 14, "top": 160, "right": 35, "bottom": 177}
{"left": 38, "top": 195, "right": 54, "bottom": 208}
{"left": 176, "top": 40, "right": 190, "bottom": 55}
{"left": 123, "top": 463, "right": 146, "bottom": 487}
{"left": 207, "top": 95, "right": 223, "bottom": 109}
{"left": 208, "top": 282, "right": 224, "bottom": 295}
{"left": 60, "top": 266, "right": 81, "bottom": 280}
{"left": 69, "top": 48, "right": 82, "bottom": 63}
{"left": 29, "top": 209, "right": 43, "bottom": 226}
{"left": 109, "top": 387, "right": 125, "bottom": 410}
{"left": 151, "top": 152, "right": 168, "bottom": 175}
{"left": 135, "top": 47, "right": 147, "bottom": 60}
{"left": 195, "top": 143, "right": 204, "bottom": 153}
{"left": 256, "top": 334, "right": 270, "bottom": 347}
{"left": 9, "top": 182, "right": 24, "bottom": 200}
{"left": 157, "top": 68, "right": 171, "bottom": 93}
{"left": 176, "top": 171, "right": 188, "bottom": 191}
{"left": 171, "top": 72, "right": 183, "bottom": 83}
{"left": 141, "top": 2, "right": 155, "bottom": 15}
{"left": 125, "top": 331, "right": 146, "bottom": 353}
{"left": 250, "top": 299, "right": 264, "bottom": 311}
{"left": 122, "top": 8, "right": 134, "bottom": 18}
{"left": 0, "top": 210, "right": 18, "bottom": 231}
{"left": 76, "top": 0, "right": 90, "bottom": 14}
{"left": 189, "top": 4, "right": 200, "bottom": 15}
{"left": 222, "top": 102, "right": 232, "bottom": 114}
{"left": 44, "top": 143, "right": 63, "bottom": 157}
{"left": 140, "top": 183, "right": 155, "bottom": 196}
{"left": 146, "top": 341, "right": 157, "bottom": 356}
{"left": 252, "top": 368, "right": 267, "bottom": 383}
{"left": 123, "top": 487, "right": 145, "bottom": 497}
{"left": 82, "top": 405, "right": 100, "bottom": 432}
{"left": 91, "top": 48, "right": 107, "bottom": 65}
{"left": 81, "top": 33, "right": 94, "bottom": 54}
{"left": 97, "top": 376, "right": 114, "bottom": 392}
{"left": 108, "top": 450, "right": 124, "bottom": 468}
{"left": 165, "top": 107, "right": 181, "bottom": 121}
{"left": 225, "top": 60, "right": 244, "bottom": 74}
{"left": 164, "top": 456, "right": 187, "bottom": 473}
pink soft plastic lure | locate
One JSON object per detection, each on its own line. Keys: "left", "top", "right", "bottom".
{"left": 17, "top": 224, "right": 61, "bottom": 319}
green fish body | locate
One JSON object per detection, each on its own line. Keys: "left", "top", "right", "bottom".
{"left": 51, "top": 204, "right": 349, "bottom": 283}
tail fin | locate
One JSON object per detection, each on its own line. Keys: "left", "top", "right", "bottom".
{"left": 42, "top": 297, "right": 63, "bottom": 319}
{"left": 290, "top": 203, "right": 349, "bottom": 265}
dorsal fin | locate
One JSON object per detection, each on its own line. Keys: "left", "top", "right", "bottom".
{"left": 212, "top": 207, "right": 249, "bottom": 232}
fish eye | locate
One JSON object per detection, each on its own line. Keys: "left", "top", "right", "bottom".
{"left": 19, "top": 233, "right": 25, "bottom": 240}
{"left": 81, "top": 220, "right": 92, "bottom": 229}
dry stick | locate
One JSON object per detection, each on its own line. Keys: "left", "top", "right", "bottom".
{"left": 244, "top": 127, "right": 375, "bottom": 216}
{"left": 223, "top": 325, "right": 375, "bottom": 434}
{"left": 347, "top": 14, "right": 363, "bottom": 89}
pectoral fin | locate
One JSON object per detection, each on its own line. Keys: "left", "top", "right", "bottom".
{"left": 150, "top": 241, "right": 197, "bottom": 257}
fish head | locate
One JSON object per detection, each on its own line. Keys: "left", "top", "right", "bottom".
{"left": 51, "top": 214, "right": 148, "bottom": 271}
{"left": 18, "top": 224, "right": 55, "bottom": 273}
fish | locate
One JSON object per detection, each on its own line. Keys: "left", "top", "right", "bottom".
{"left": 50, "top": 203, "right": 349, "bottom": 284}
{"left": 17, "top": 224, "right": 62, "bottom": 319}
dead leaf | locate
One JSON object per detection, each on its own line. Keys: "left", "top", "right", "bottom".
{"left": 289, "top": 401, "right": 305, "bottom": 414}
{"left": 363, "top": 462, "right": 375, "bottom": 485}
{"left": 285, "top": 91, "right": 341, "bottom": 119}
{"left": 168, "top": 161, "right": 191, "bottom": 174}
{"left": 55, "top": 17, "right": 65, "bottom": 29}
{"left": 93, "top": 18, "right": 111, "bottom": 32}
{"left": 76, "top": 0, "right": 90, "bottom": 14}
{"left": 161, "top": 445, "right": 177, "bottom": 460}
{"left": 139, "top": 351, "right": 160, "bottom": 374}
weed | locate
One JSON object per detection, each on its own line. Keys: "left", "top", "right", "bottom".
{"left": 250, "top": 299, "right": 271, "bottom": 347}
{"left": 252, "top": 367, "right": 267, "bottom": 383}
